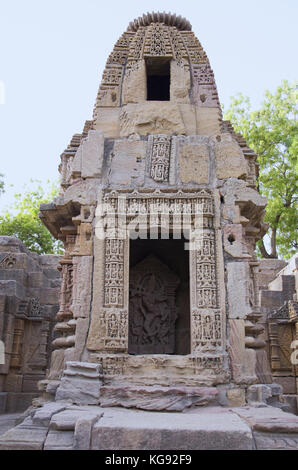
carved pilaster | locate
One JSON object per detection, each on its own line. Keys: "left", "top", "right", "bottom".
{"left": 53, "top": 231, "right": 76, "bottom": 349}
{"left": 268, "top": 322, "right": 281, "bottom": 371}
{"left": 10, "top": 319, "right": 25, "bottom": 369}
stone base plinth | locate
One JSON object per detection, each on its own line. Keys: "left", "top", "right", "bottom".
{"left": 1, "top": 403, "right": 298, "bottom": 450}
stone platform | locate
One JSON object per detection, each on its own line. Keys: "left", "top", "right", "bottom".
{"left": 0, "top": 413, "right": 22, "bottom": 437}
{"left": 0, "top": 403, "right": 298, "bottom": 450}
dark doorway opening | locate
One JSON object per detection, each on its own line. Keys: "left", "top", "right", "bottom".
{"left": 146, "top": 58, "right": 170, "bottom": 101}
{"left": 128, "top": 235, "right": 190, "bottom": 355}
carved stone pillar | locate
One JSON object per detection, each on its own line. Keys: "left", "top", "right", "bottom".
{"left": 53, "top": 232, "right": 76, "bottom": 349}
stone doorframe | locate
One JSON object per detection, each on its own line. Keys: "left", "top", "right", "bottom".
{"left": 87, "top": 189, "right": 229, "bottom": 386}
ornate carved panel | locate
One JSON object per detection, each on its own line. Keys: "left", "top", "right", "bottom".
{"left": 104, "top": 239, "right": 124, "bottom": 307}
{"left": 101, "top": 65, "right": 123, "bottom": 86}
{"left": 191, "top": 309, "right": 222, "bottom": 352}
{"left": 180, "top": 31, "right": 208, "bottom": 64}
{"left": 143, "top": 23, "right": 172, "bottom": 57}
{"left": 127, "top": 28, "right": 146, "bottom": 61}
{"left": 148, "top": 135, "right": 172, "bottom": 182}
{"left": 98, "top": 308, "right": 128, "bottom": 352}
{"left": 195, "top": 228, "right": 217, "bottom": 309}
{"left": 128, "top": 255, "right": 180, "bottom": 354}
{"left": 168, "top": 28, "right": 188, "bottom": 65}
{"left": 192, "top": 64, "right": 215, "bottom": 84}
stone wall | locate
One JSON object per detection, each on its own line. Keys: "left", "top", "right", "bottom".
{"left": 258, "top": 254, "right": 298, "bottom": 414}
{"left": 0, "top": 237, "right": 61, "bottom": 413}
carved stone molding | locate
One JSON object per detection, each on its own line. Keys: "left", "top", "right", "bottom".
{"left": 89, "top": 353, "right": 229, "bottom": 386}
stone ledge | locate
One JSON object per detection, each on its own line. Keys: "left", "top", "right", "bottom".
{"left": 99, "top": 385, "right": 218, "bottom": 411}
{"left": 0, "top": 403, "right": 298, "bottom": 450}
{"left": 91, "top": 407, "right": 253, "bottom": 450}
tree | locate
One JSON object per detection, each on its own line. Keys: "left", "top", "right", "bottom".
{"left": 224, "top": 80, "right": 298, "bottom": 260}
{"left": 0, "top": 174, "right": 4, "bottom": 196}
{"left": 0, "top": 180, "right": 64, "bottom": 255}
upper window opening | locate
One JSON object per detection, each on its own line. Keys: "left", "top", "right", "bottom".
{"left": 146, "top": 58, "right": 170, "bottom": 101}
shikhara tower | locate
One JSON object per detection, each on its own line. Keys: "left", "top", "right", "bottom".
{"left": 39, "top": 11, "right": 271, "bottom": 407}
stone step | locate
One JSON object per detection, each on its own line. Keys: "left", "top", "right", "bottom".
{"left": 0, "top": 403, "right": 298, "bottom": 450}
{"left": 99, "top": 385, "right": 218, "bottom": 411}
{"left": 90, "top": 407, "right": 253, "bottom": 450}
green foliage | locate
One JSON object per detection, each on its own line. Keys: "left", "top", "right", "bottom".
{"left": 224, "top": 80, "right": 298, "bottom": 259}
{"left": 0, "top": 174, "right": 4, "bottom": 196}
{"left": 0, "top": 180, "right": 64, "bottom": 255}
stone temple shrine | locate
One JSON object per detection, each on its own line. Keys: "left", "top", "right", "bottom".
{"left": 0, "top": 12, "right": 297, "bottom": 450}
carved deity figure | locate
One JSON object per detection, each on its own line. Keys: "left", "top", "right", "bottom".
{"left": 128, "top": 257, "right": 179, "bottom": 354}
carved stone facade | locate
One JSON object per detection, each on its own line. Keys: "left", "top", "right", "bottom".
{"left": 0, "top": 237, "right": 61, "bottom": 412}
{"left": 36, "top": 12, "right": 277, "bottom": 408}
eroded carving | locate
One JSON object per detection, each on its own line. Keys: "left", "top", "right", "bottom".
{"left": 98, "top": 309, "right": 128, "bottom": 352}
{"left": 192, "top": 309, "right": 222, "bottom": 352}
{"left": 149, "top": 135, "right": 172, "bottom": 182}
{"left": 104, "top": 239, "right": 124, "bottom": 307}
{"left": 0, "top": 254, "right": 16, "bottom": 268}
{"left": 128, "top": 255, "right": 180, "bottom": 354}
{"left": 195, "top": 229, "right": 217, "bottom": 309}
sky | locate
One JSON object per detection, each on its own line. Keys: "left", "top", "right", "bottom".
{"left": 0, "top": 0, "right": 297, "bottom": 210}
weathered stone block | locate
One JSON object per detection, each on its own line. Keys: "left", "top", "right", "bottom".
{"left": 214, "top": 134, "right": 248, "bottom": 180}
{"left": 122, "top": 60, "right": 146, "bottom": 104}
{"left": 0, "top": 417, "right": 48, "bottom": 450}
{"left": 253, "top": 431, "right": 298, "bottom": 450}
{"left": 227, "top": 262, "right": 252, "bottom": 319}
{"left": 99, "top": 385, "right": 218, "bottom": 411}
{"left": 108, "top": 138, "right": 146, "bottom": 186}
{"left": 91, "top": 408, "right": 253, "bottom": 450}
{"left": 32, "top": 402, "right": 67, "bottom": 427}
{"left": 179, "top": 143, "right": 209, "bottom": 184}
{"left": 226, "top": 388, "right": 246, "bottom": 407}
{"left": 246, "top": 384, "right": 273, "bottom": 405}
{"left": 43, "top": 430, "right": 74, "bottom": 450}
{"left": 55, "top": 362, "right": 102, "bottom": 405}
{"left": 119, "top": 102, "right": 186, "bottom": 137}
